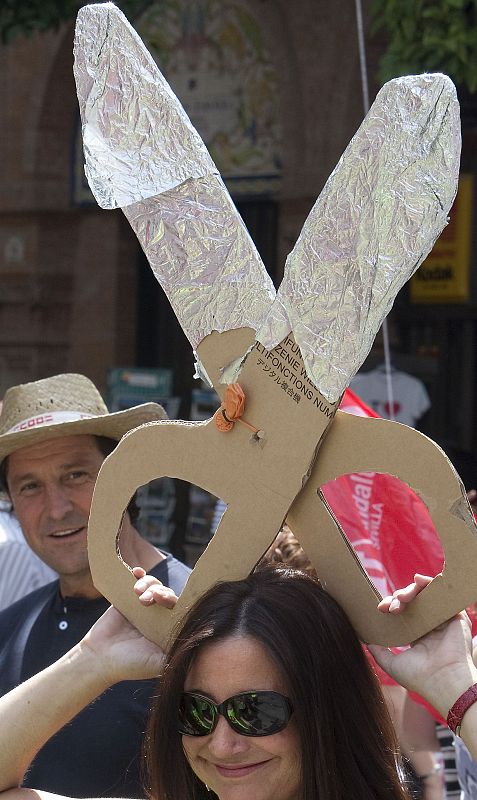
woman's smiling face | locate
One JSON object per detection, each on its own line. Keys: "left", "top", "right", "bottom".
{"left": 182, "top": 635, "right": 302, "bottom": 800}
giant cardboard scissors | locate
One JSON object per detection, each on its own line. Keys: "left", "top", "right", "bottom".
{"left": 75, "top": 3, "right": 477, "bottom": 647}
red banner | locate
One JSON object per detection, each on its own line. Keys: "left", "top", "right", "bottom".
{"left": 324, "top": 389, "right": 447, "bottom": 706}
{"left": 323, "top": 388, "right": 444, "bottom": 598}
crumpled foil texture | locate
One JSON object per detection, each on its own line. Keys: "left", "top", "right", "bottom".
{"left": 123, "top": 175, "right": 276, "bottom": 347}
{"left": 74, "top": 3, "right": 275, "bottom": 347}
{"left": 74, "top": 2, "right": 216, "bottom": 206}
{"left": 75, "top": 5, "right": 461, "bottom": 403}
{"left": 257, "top": 73, "right": 461, "bottom": 402}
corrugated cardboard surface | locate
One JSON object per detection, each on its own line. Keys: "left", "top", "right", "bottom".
{"left": 88, "top": 329, "right": 477, "bottom": 648}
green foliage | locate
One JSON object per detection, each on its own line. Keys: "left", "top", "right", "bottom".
{"left": 0, "top": 0, "right": 154, "bottom": 43}
{"left": 372, "top": 0, "right": 477, "bottom": 93}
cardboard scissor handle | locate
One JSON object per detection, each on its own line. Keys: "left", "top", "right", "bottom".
{"left": 88, "top": 330, "right": 341, "bottom": 649}
{"left": 87, "top": 408, "right": 334, "bottom": 648}
{"left": 89, "top": 407, "right": 477, "bottom": 649}
{"left": 88, "top": 326, "right": 475, "bottom": 649}
{"left": 88, "top": 420, "right": 290, "bottom": 649}
{"left": 288, "top": 410, "right": 477, "bottom": 646}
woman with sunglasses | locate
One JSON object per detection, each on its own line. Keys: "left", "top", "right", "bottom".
{"left": 0, "top": 566, "right": 475, "bottom": 800}
{"left": 145, "top": 566, "right": 410, "bottom": 800}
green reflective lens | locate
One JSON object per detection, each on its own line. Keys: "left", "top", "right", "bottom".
{"left": 178, "top": 691, "right": 292, "bottom": 737}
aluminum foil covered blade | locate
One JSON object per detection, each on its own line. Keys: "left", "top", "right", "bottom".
{"left": 257, "top": 74, "right": 461, "bottom": 403}
{"left": 74, "top": 2, "right": 216, "bottom": 207}
{"left": 74, "top": 3, "right": 275, "bottom": 348}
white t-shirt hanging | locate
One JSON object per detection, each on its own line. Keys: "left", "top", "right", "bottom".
{"left": 350, "top": 365, "right": 431, "bottom": 427}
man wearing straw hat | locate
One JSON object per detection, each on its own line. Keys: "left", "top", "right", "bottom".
{"left": 0, "top": 373, "right": 190, "bottom": 797}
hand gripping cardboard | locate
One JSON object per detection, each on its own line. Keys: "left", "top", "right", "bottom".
{"left": 88, "top": 328, "right": 477, "bottom": 649}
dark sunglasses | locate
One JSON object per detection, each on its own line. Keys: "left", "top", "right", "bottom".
{"left": 178, "top": 690, "right": 293, "bottom": 737}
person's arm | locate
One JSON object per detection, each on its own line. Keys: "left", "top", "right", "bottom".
{"left": 0, "top": 570, "right": 174, "bottom": 800}
{"left": 401, "top": 693, "right": 440, "bottom": 752}
{"left": 0, "top": 635, "right": 116, "bottom": 798}
{"left": 401, "top": 696, "right": 444, "bottom": 800}
{"left": 381, "top": 684, "right": 444, "bottom": 800}
{"left": 370, "top": 576, "right": 477, "bottom": 760}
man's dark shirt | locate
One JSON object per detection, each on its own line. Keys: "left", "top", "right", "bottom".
{"left": 0, "top": 555, "right": 190, "bottom": 798}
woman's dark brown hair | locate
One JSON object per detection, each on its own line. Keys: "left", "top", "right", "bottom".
{"left": 144, "top": 567, "right": 409, "bottom": 800}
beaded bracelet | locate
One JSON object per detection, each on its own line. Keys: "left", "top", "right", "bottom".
{"left": 447, "top": 683, "right": 477, "bottom": 736}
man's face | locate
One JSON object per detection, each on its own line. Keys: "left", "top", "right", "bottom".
{"left": 7, "top": 434, "right": 105, "bottom": 583}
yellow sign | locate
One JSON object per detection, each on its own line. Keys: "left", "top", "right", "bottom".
{"left": 410, "top": 174, "right": 473, "bottom": 303}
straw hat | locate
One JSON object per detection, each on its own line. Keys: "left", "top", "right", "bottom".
{"left": 0, "top": 373, "right": 167, "bottom": 464}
